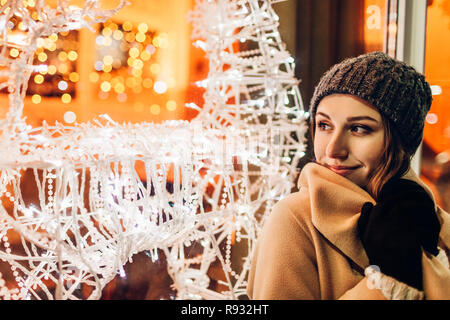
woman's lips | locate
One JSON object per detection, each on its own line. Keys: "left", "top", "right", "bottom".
{"left": 326, "top": 165, "right": 360, "bottom": 176}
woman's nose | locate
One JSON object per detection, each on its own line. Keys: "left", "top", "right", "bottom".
{"left": 326, "top": 131, "right": 349, "bottom": 159}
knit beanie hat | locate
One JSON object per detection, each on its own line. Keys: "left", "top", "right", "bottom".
{"left": 309, "top": 51, "right": 432, "bottom": 154}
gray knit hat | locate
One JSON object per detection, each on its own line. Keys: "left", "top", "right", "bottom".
{"left": 309, "top": 51, "right": 432, "bottom": 154}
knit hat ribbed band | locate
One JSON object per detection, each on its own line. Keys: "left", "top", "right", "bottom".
{"left": 309, "top": 51, "right": 432, "bottom": 154}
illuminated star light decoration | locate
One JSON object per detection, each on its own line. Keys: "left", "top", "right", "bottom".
{"left": 0, "top": 0, "right": 308, "bottom": 300}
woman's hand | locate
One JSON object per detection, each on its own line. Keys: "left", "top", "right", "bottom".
{"left": 357, "top": 178, "right": 441, "bottom": 291}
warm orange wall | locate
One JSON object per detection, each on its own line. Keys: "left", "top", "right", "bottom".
{"left": 424, "top": 0, "right": 450, "bottom": 154}
{"left": 363, "top": 0, "right": 386, "bottom": 52}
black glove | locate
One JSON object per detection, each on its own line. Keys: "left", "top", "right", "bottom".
{"left": 357, "top": 178, "right": 441, "bottom": 291}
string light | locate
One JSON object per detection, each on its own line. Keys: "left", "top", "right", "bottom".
{"left": 94, "top": 19, "right": 164, "bottom": 102}
{"left": 17, "top": 23, "right": 80, "bottom": 102}
{"left": 0, "top": 0, "right": 306, "bottom": 301}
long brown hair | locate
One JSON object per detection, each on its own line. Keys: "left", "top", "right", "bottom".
{"left": 365, "top": 116, "right": 412, "bottom": 200}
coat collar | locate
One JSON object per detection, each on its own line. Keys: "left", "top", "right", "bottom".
{"left": 296, "top": 162, "right": 450, "bottom": 270}
{"left": 297, "top": 162, "right": 372, "bottom": 269}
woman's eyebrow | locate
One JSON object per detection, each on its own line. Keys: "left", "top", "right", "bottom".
{"left": 316, "top": 112, "right": 330, "bottom": 119}
{"left": 317, "top": 112, "right": 379, "bottom": 123}
{"left": 346, "top": 116, "right": 379, "bottom": 123}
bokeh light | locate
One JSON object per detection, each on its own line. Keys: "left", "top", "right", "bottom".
{"left": 58, "top": 80, "right": 68, "bottom": 91}
{"left": 150, "top": 103, "right": 161, "bottom": 115}
{"left": 9, "top": 48, "right": 19, "bottom": 58}
{"left": 153, "top": 81, "right": 167, "bottom": 94}
{"left": 31, "top": 94, "right": 41, "bottom": 104}
{"left": 63, "top": 111, "right": 77, "bottom": 123}
{"left": 61, "top": 93, "right": 72, "bottom": 103}
{"left": 166, "top": 100, "right": 177, "bottom": 111}
{"left": 93, "top": 19, "right": 165, "bottom": 104}
{"left": 21, "top": 17, "right": 172, "bottom": 114}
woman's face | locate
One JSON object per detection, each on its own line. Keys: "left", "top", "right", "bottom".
{"left": 313, "top": 94, "right": 386, "bottom": 188}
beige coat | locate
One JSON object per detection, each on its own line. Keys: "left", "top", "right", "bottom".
{"left": 247, "top": 162, "right": 450, "bottom": 300}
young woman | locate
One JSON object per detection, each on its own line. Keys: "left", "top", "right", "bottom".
{"left": 247, "top": 52, "right": 450, "bottom": 300}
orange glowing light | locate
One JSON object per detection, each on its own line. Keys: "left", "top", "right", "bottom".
{"left": 58, "top": 63, "right": 68, "bottom": 74}
{"left": 49, "top": 33, "right": 58, "bottom": 42}
{"left": 113, "top": 30, "right": 123, "bottom": 40}
{"left": 67, "top": 50, "right": 78, "bottom": 61}
{"left": 69, "top": 72, "right": 79, "bottom": 82}
{"left": 150, "top": 104, "right": 161, "bottom": 115}
{"left": 9, "top": 48, "right": 19, "bottom": 58}
{"left": 58, "top": 51, "right": 67, "bottom": 61}
{"left": 123, "top": 21, "right": 133, "bottom": 32}
{"left": 47, "top": 65, "right": 57, "bottom": 75}
{"left": 61, "top": 93, "right": 71, "bottom": 104}
{"left": 34, "top": 74, "right": 44, "bottom": 84}
{"left": 100, "top": 81, "right": 112, "bottom": 92}
{"left": 138, "top": 23, "right": 148, "bottom": 33}
{"left": 136, "top": 32, "right": 146, "bottom": 43}
{"left": 166, "top": 100, "right": 177, "bottom": 111}
{"left": 102, "top": 27, "right": 112, "bottom": 37}
{"left": 31, "top": 94, "right": 41, "bottom": 104}
{"left": 37, "top": 52, "right": 47, "bottom": 62}
{"left": 129, "top": 47, "right": 140, "bottom": 58}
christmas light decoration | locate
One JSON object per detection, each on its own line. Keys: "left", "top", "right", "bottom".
{"left": 0, "top": 0, "right": 308, "bottom": 300}
{"left": 92, "top": 19, "right": 164, "bottom": 103}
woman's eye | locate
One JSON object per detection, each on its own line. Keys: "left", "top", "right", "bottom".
{"left": 351, "top": 125, "right": 372, "bottom": 134}
{"left": 317, "top": 121, "right": 331, "bottom": 130}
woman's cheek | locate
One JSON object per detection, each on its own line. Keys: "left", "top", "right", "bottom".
{"left": 353, "top": 135, "right": 385, "bottom": 169}
{"left": 312, "top": 134, "right": 327, "bottom": 161}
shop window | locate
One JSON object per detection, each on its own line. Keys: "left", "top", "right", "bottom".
{"left": 422, "top": 0, "right": 450, "bottom": 210}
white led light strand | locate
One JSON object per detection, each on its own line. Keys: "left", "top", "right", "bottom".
{"left": 0, "top": 0, "right": 307, "bottom": 300}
